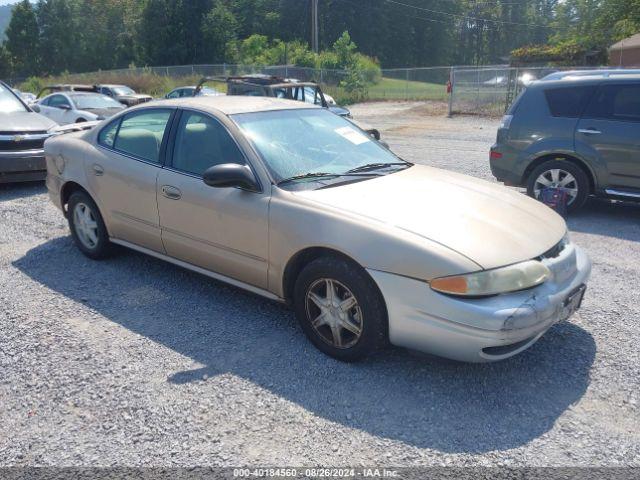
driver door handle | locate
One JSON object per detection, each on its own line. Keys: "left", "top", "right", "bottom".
{"left": 578, "top": 128, "right": 601, "bottom": 135}
{"left": 161, "top": 185, "right": 182, "bottom": 200}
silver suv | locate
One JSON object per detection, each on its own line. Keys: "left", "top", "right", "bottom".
{"left": 0, "top": 81, "right": 57, "bottom": 183}
{"left": 490, "top": 74, "right": 640, "bottom": 212}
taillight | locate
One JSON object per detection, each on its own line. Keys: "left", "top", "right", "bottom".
{"left": 490, "top": 150, "right": 503, "bottom": 160}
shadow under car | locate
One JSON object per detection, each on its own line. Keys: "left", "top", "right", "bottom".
{"left": 13, "top": 236, "right": 596, "bottom": 454}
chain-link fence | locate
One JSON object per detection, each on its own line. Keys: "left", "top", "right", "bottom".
{"left": 8, "top": 63, "right": 620, "bottom": 116}
{"left": 448, "top": 65, "right": 610, "bottom": 117}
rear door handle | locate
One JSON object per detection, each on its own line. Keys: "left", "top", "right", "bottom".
{"left": 92, "top": 164, "right": 104, "bottom": 176}
{"left": 578, "top": 128, "right": 601, "bottom": 135}
{"left": 161, "top": 185, "right": 182, "bottom": 200}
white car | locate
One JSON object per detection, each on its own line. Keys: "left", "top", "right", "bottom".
{"left": 36, "top": 92, "right": 125, "bottom": 125}
{"left": 164, "top": 86, "right": 223, "bottom": 99}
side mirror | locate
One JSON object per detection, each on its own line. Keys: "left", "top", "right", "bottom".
{"left": 31, "top": 104, "right": 41, "bottom": 113}
{"left": 203, "top": 163, "right": 260, "bottom": 192}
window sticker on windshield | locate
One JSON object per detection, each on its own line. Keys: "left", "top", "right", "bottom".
{"left": 335, "top": 126, "right": 370, "bottom": 145}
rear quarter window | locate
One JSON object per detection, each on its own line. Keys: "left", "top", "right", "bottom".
{"left": 544, "top": 86, "right": 596, "bottom": 118}
{"left": 98, "top": 119, "right": 120, "bottom": 148}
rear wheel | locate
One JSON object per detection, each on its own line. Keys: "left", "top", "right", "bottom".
{"left": 67, "top": 191, "right": 113, "bottom": 259}
{"left": 526, "top": 159, "right": 589, "bottom": 212}
{"left": 293, "top": 256, "right": 388, "bottom": 362}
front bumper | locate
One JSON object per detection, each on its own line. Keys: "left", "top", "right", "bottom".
{"left": 0, "top": 149, "right": 46, "bottom": 183}
{"left": 368, "top": 243, "right": 591, "bottom": 362}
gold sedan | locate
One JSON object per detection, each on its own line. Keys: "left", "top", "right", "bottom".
{"left": 45, "top": 97, "right": 591, "bottom": 362}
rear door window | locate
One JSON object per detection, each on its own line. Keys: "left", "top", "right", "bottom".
{"left": 544, "top": 86, "right": 595, "bottom": 118}
{"left": 583, "top": 84, "right": 640, "bottom": 122}
{"left": 98, "top": 119, "right": 120, "bottom": 148}
{"left": 112, "top": 109, "right": 173, "bottom": 163}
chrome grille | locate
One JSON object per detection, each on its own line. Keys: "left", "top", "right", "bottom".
{"left": 0, "top": 132, "right": 50, "bottom": 152}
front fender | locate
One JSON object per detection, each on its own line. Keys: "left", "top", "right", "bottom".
{"left": 267, "top": 188, "right": 480, "bottom": 297}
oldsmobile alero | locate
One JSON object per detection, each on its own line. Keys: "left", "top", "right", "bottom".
{"left": 44, "top": 96, "right": 591, "bottom": 362}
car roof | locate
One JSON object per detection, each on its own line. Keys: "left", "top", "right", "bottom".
{"left": 541, "top": 69, "right": 640, "bottom": 80}
{"left": 67, "top": 92, "right": 108, "bottom": 96}
{"left": 141, "top": 95, "right": 318, "bottom": 115}
{"left": 529, "top": 73, "right": 640, "bottom": 89}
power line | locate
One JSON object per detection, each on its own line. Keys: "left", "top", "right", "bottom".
{"left": 338, "top": 0, "right": 555, "bottom": 32}
{"left": 383, "top": 0, "right": 555, "bottom": 28}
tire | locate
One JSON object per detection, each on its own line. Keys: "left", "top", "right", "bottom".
{"left": 293, "top": 256, "right": 388, "bottom": 362}
{"left": 67, "top": 191, "right": 113, "bottom": 259}
{"left": 526, "top": 159, "right": 590, "bottom": 213}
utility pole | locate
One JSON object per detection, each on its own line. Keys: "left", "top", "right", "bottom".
{"left": 311, "top": 0, "right": 319, "bottom": 53}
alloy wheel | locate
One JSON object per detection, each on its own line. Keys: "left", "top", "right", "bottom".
{"left": 533, "top": 168, "right": 578, "bottom": 205}
{"left": 73, "top": 202, "right": 99, "bottom": 249}
{"left": 305, "top": 278, "right": 363, "bottom": 349}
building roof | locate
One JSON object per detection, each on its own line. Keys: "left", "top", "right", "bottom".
{"left": 610, "top": 33, "right": 640, "bottom": 51}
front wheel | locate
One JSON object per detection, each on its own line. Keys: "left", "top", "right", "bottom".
{"left": 293, "top": 256, "right": 388, "bottom": 362}
{"left": 67, "top": 191, "right": 113, "bottom": 259}
{"left": 526, "top": 159, "right": 589, "bottom": 213}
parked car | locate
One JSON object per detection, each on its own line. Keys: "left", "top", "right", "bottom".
{"left": 165, "top": 86, "right": 223, "bottom": 99}
{"left": 37, "top": 92, "right": 125, "bottom": 125}
{"left": 0, "top": 80, "right": 58, "bottom": 183}
{"left": 483, "top": 73, "right": 536, "bottom": 87}
{"left": 14, "top": 89, "right": 37, "bottom": 104}
{"left": 216, "top": 76, "right": 380, "bottom": 140}
{"left": 224, "top": 75, "right": 352, "bottom": 115}
{"left": 97, "top": 84, "right": 153, "bottom": 106}
{"left": 37, "top": 84, "right": 98, "bottom": 98}
{"left": 490, "top": 74, "right": 640, "bottom": 212}
{"left": 45, "top": 96, "right": 591, "bottom": 362}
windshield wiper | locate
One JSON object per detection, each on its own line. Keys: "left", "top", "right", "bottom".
{"left": 346, "top": 162, "right": 411, "bottom": 173}
{"left": 277, "top": 171, "right": 383, "bottom": 186}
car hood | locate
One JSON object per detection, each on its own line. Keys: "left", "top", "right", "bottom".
{"left": 293, "top": 164, "right": 566, "bottom": 270}
{"left": 0, "top": 110, "right": 58, "bottom": 132}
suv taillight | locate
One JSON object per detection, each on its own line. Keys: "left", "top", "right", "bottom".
{"left": 500, "top": 114, "right": 513, "bottom": 129}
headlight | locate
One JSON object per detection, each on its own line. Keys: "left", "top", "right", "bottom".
{"left": 430, "top": 260, "right": 550, "bottom": 297}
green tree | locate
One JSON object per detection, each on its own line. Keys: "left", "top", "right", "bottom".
{"left": 36, "top": 0, "right": 78, "bottom": 75}
{"left": 0, "top": 43, "right": 12, "bottom": 77}
{"left": 202, "top": 3, "right": 239, "bottom": 63}
{"left": 5, "top": 0, "right": 39, "bottom": 76}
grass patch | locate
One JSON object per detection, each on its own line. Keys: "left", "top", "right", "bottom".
{"left": 367, "top": 77, "right": 447, "bottom": 101}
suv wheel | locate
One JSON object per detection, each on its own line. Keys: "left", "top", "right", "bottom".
{"left": 526, "top": 159, "right": 589, "bottom": 212}
{"left": 67, "top": 191, "right": 113, "bottom": 259}
{"left": 293, "top": 256, "right": 388, "bottom": 362}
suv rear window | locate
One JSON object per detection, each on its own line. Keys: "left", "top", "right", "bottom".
{"left": 544, "top": 86, "right": 595, "bottom": 118}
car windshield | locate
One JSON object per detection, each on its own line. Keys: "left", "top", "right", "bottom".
{"left": 71, "top": 94, "right": 124, "bottom": 110}
{"left": 0, "top": 84, "right": 27, "bottom": 113}
{"left": 233, "top": 109, "right": 407, "bottom": 185}
{"left": 112, "top": 86, "right": 135, "bottom": 95}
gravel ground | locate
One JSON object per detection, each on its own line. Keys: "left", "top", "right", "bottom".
{"left": 1, "top": 102, "right": 639, "bottom": 468}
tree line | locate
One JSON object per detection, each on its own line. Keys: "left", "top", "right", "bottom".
{"left": 1, "top": 0, "right": 638, "bottom": 79}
